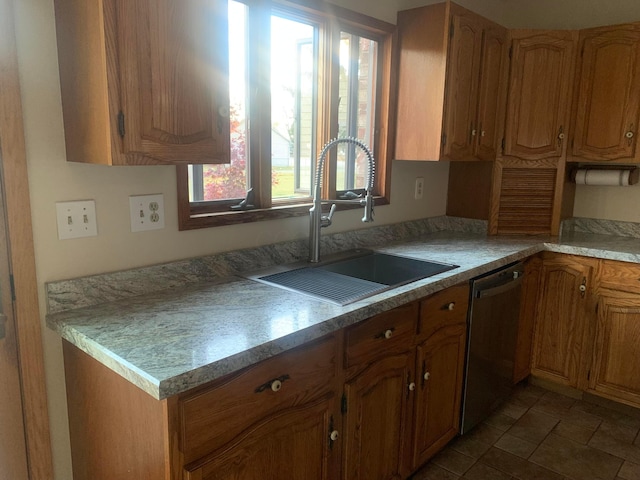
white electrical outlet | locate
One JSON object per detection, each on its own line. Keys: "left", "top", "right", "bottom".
{"left": 414, "top": 177, "right": 424, "bottom": 200}
{"left": 129, "top": 194, "right": 165, "bottom": 232}
{"left": 56, "top": 200, "right": 98, "bottom": 240}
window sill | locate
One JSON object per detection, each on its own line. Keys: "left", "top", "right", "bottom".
{"left": 178, "top": 197, "right": 389, "bottom": 230}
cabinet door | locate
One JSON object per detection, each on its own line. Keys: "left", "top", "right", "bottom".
{"left": 531, "top": 256, "right": 592, "bottom": 387}
{"left": 412, "top": 324, "right": 466, "bottom": 469}
{"left": 589, "top": 289, "right": 640, "bottom": 407}
{"left": 504, "top": 32, "right": 576, "bottom": 161}
{"left": 572, "top": 25, "right": 640, "bottom": 162}
{"left": 442, "top": 13, "right": 483, "bottom": 160}
{"left": 475, "top": 24, "right": 507, "bottom": 161}
{"left": 185, "top": 396, "right": 340, "bottom": 480}
{"left": 343, "top": 352, "right": 414, "bottom": 480}
{"left": 116, "top": 0, "right": 230, "bottom": 164}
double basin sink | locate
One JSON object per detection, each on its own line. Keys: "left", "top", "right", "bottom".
{"left": 246, "top": 249, "right": 458, "bottom": 305}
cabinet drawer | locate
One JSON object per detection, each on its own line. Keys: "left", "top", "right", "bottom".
{"left": 599, "top": 260, "right": 640, "bottom": 294}
{"left": 344, "top": 302, "right": 418, "bottom": 368}
{"left": 178, "top": 335, "right": 338, "bottom": 464}
{"left": 418, "top": 284, "right": 469, "bottom": 341}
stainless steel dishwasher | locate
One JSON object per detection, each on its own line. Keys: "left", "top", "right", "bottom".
{"left": 460, "top": 261, "right": 525, "bottom": 434}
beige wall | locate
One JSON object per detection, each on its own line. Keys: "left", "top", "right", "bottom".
{"left": 13, "top": 0, "right": 446, "bottom": 478}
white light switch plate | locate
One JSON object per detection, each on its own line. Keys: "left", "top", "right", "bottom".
{"left": 56, "top": 200, "right": 98, "bottom": 240}
{"left": 129, "top": 194, "right": 165, "bottom": 232}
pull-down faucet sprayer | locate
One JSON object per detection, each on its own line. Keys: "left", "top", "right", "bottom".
{"left": 308, "top": 137, "right": 375, "bottom": 263}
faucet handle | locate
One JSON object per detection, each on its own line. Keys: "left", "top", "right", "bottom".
{"left": 321, "top": 203, "right": 337, "bottom": 228}
{"left": 362, "top": 192, "right": 374, "bottom": 223}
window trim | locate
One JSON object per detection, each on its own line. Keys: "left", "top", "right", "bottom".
{"left": 177, "top": 0, "right": 396, "bottom": 231}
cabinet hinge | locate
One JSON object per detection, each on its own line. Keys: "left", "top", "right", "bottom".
{"left": 441, "top": 133, "right": 447, "bottom": 146}
{"left": 595, "top": 302, "right": 599, "bottom": 314}
{"left": 501, "top": 138, "right": 505, "bottom": 152}
{"left": 587, "top": 370, "right": 591, "bottom": 381}
{"left": 9, "top": 274, "right": 15, "bottom": 301}
{"left": 117, "top": 111, "right": 125, "bottom": 138}
{"left": 341, "top": 393, "right": 347, "bottom": 414}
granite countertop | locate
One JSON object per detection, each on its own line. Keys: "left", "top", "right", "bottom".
{"left": 45, "top": 217, "right": 640, "bottom": 400}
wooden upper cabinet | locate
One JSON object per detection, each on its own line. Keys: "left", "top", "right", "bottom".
{"left": 476, "top": 25, "right": 508, "bottom": 161}
{"left": 571, "top": 24, "right": 640, "bottom": 163}
{"left": 395, "top": 2, "right": 507, "bottom": 161}
{"left": 441, "top": 12, "right": 483, "bottom": 160}
{"left": 503, "top": 31, "right": 577, "bottom": 161}
{"left": 54, "top": 0, "right": 230, "bottom": 165}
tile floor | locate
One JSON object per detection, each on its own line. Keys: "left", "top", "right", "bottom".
{"left": 410, "top": 382, "right": 640, "bottom": 480}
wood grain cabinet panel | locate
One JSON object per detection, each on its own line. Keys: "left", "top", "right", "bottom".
{"left": 513, "top": 255, "right": 542, "bottom": 384}
{"left": 343, "top": 353, "right": 415, "bottom": 480}
{"left": 412, "top": 324, "right": 466, "bottom": 470}
{"left": 184, "top": 395, "right": 340, "bottom": 480}
{"left": 571, "top": 24, "right": 640, "bottom": 162}
{"left": 395, "top": 2, "right": 507, "bottom": 162}
{"left": 531, "top": 255, "right": 594, "bottom": 388}
{"left": 503, "top": 31, "right": 576, "bottom": 161}
{"left": 589, "top": 289, "right": 640, "bottom": 407}
{"left": 54, "top": 0, "right": 230, "bottom": 165}
{"left": 179, "top": 335, "right": 338, "bottom": 464}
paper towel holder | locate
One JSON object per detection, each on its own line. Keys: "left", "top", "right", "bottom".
{"left": 570, "top": 166, "right": 639, "bottom": 186}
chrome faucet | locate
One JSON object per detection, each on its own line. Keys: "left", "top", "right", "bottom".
{"left": 309, "top": 137, "right": 375, "bottom": 263}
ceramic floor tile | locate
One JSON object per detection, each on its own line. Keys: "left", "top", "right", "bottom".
{"left": 497, "top": 401, "right": 530, "bottom": 420}
{"left": 411, "top": 463, "right": 461, "bottom": 480}
{"left": 462, "top": 462, "right": 512, "bottom": 480}
{"left": 450, "top": 435, "right": 493, "bottom": 460}
{"left": 530, "top": 433, "right": 623, "bottom": 480}
{"left": 563, "top": 406, "right": 604, "bottom": 430}
{"left": 507, "top": 409, "right": 559, "bottom": 444}
{"left": 597, "top": 420, "right": 639, "bottom": 444}
{"left": 618, "top": 461, "right": 640, "bottom": 480}
{"left": 484, "top": 412, "right": 518, "bottom": 432}
{"left": 479, "top": 446, "right": 564, "bottom": 480}
{"left": 413, "top": 383, "right": 640, "bottom": 480}
{"left": 465, "top": 423, "right": 504, "bottom": 445}
{"left": 494, "top": 433, "right": 538, "bottom": 459}
{"left": 572, "top": 401, "right": 640, "bottom": 430}
{"left": 510, "top": 384, "right": 547, "bottom": 404}
{"left": 589, "top": 427, "right": 640, "bottom": 464}
{"left": 432, "top": 448, "right": 476, "bottom": 476}
{"left": 553, "top": 419, "right": 598, "bottom": 445}
{"left": 530, "top": 391, "right": 577, "bottom": 418}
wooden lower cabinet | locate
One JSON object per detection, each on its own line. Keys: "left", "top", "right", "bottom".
{"left": 343, "top": 352, "right": 415, "bottom": 480}
{"left": 184, "top": 395, "right": 340, "bottom": 480}
{"left": 589, "top": 288, "right": 640, "bottom": 407}
{"left": 531, "top": 255, "right": 640, "bottom": 410}
{"left": 342, "top": 284, "right": 469, "bottom": 479}
{"left": 64, "top": 285, "right": 472, "bottom": 480}
{"left": 412, "top": 324, "right": 466, "bottom": 469}
{"left": 531, "top": 253, "right": 595, "bottom": 388}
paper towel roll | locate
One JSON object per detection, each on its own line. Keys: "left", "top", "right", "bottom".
{"left": 574, "top": 169, "right": 635, "bottom": 186}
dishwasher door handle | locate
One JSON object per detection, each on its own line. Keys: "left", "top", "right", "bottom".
{"left": 475, "top": 275, "right": 523, "bottom": 299}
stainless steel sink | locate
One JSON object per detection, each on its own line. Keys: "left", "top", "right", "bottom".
{"left": 246, "top": 250, "right": 458, "bottom": 305}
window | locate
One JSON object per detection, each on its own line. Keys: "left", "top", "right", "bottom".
{"left": 177, "top": 0, "right": 395, "bottom": 229}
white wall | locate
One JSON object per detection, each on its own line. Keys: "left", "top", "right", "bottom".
{"left": 13, "top": 1, "right": 447, "bottom": 478}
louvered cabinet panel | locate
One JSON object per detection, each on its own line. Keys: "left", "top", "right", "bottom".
{"left": 496, "top": 168, "right": 557, "bottom": 235}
